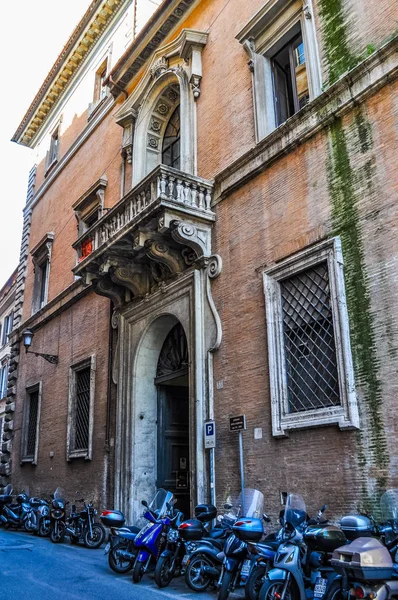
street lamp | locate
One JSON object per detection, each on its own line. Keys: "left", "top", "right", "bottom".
{"left": 22, "top": 329, "right": 59, "bottom": 365}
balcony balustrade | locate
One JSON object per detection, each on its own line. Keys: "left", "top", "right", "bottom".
{"left": 73, "top": 165, "right": 215, "bottom": 308}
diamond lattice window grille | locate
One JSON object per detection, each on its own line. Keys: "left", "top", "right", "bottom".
{"left": 74, "top": 367, "right": 90, "bottom": 451}
{"left": 280, "top": 261, "right": 340, "bottom": 413}
{"left": 26, "top": 390, "right": 39, "bottom": 458}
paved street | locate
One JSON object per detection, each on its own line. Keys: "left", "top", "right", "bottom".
{"left": 0, "top": 528, "right": 243, "bottom": 600}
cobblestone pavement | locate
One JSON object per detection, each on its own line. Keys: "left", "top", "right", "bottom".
{"left": 0, "top": 528, "right": 244, "bottom": 600}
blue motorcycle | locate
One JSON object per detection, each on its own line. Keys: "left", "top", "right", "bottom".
{"left": 132, "top": 489, "right": 182, "bottom": 583}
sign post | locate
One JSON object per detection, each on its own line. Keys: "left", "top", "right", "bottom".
{"left": 229, "top": 415, "right": 246, "bottom": 514}
{"left": 204, "top": 421, "right": 216, "bottom": 507}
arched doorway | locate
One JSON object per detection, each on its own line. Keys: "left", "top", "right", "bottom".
{"left": 155, "top": 322, "right": 190, "bottom": 516}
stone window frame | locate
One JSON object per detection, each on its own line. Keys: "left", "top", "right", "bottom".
{"left": 73, "top": 176, "right": 108, "bottom": 241}
{"left": 114, "top": 29, "right": 208, "bottom": 186}
{"left": 0, "top": 359, "right": 9, "bottom": 399}
{"left": 31, "top": 232, "right": 54, "bottom": 315}
{"left": 67, "top": 355, "right": 96, "bottom": 461}
{"left": 237, "top": 0, "right": 322, "bottom": 142}
{"left": 20, "top": 382, "right": 42, "bottom": 465}
{"left": 45, "top": 118, "right": 62, "bottom": 176}
{"left": 262, "top": 237, "right": 359, "bottom": 437}
{"left": 1, "top": 312, "right": 13, "bottom": 347}
{"left": 89, "top": 44, "right": 113, "bottom": 120}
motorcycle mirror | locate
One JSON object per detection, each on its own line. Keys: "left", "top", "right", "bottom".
{"left": 141, "top": 500, "right": 148, "bottom": 507}
{"left": 321, "top": 504, "right": 327, "bottom": 513}
{"left": 224, "top": 503, "right": 233, "bottom": 510}
{"left": 263, "top": 513, "right": 271, "bottom": 523}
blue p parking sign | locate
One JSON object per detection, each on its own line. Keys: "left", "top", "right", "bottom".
{"left": 204, "top": 420, "right": 216, "bottom": 448}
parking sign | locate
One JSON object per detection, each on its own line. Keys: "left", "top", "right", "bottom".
{"left": 204, "top": 421, "right": 216, "bottom": 448}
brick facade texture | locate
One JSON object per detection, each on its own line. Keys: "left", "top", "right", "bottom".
{"left": 7, "top": 0, "right": 398, "bottom": 519}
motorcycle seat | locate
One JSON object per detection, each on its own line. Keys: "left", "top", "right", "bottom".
{"left": 258, "top": 540, "right": 280, "bottom": 550}
{"left": 202, "top": 537, "right": 224, "bottom": 550}
{"left": 125, "top": 525, "right": 140, "bottom": 534}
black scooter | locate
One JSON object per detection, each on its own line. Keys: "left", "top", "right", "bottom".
{"left": 0, "top": 485, "right": 31, "bottom": 530}
{"left": 66, "top": 495, "right": 105, "bottom": 548}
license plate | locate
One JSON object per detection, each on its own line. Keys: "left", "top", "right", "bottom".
{"left": 182, "top": 554, "right": 189, "bottom": 567}
{"left": 314, "top": 577, "right": 328, "bottom": 598}
{"left": 241, "top": 559, "right": 251, "bottom": 577}
{"left": 104, "top": 542, "right": 111, "bottom": 555}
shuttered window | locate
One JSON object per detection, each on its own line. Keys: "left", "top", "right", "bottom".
{"left": 280, "top": 262, "right": 340, "bottom": 413}
{"left": 21, "top": 384, "right": 42, "bottom": 464}
{"left": 73, "top": 367, "right": 90, "bottom": 451}
{"left": 67, "top": 357, "right": 95, "bottom": 460}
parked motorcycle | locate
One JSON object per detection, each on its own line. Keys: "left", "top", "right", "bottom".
{"left": 101, "top": 509, "right": 141, "bottom": 573}
{"left": 24, "top": 495, "right": 50, "bottom": 535}
{"left": 132, "top": 488, "right": 182, "bottom": 583}
{"left": 66, "top": 494, "right": 105, "bottom": 548}
{"left": 0, "top": 484, "right": 14, "bottom": 526}
{"left": 244, "top": 533, "right": 281, "bottom": 600}
{"left": 184, "top": 496, "right": 247, "bottom": 592}
{"left": 0, "top": 486, "right": 31, "bottom": 530}
{"left": 217, "top": 488, "right": 270, "bottom": 600}
{"left": 326, "top": 489, "right": 398, "bottom": 600}
{"left": 154, "top": 503, "right": 228, "bottom": 588}
{"left": 49, "top": 487, "right": 68, "bottom": 543}
{"left": 259, "top": 494, "right": 346, "bottom": 600}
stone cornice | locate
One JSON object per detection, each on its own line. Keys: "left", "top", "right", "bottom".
{"left": 213, "top": 35, "right": 398, "bottom": 204}
{"left": 9, "top": 280, "right": 92, "bottom": 342}
{"left": 106, "top": 0, "right": 199, "bottom": 97}
{"left": 12, "top": 0, "right": 127, "bottom": 148}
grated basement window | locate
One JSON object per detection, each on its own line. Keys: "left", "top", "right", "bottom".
{"left": 73, "top": 367, "right": 90, "bottom": 451}
{"left": 26, "top": 390, "right": 39, "bottom": 458}
{"left": 280, "top": 261, "right": 340, "bottom": 413}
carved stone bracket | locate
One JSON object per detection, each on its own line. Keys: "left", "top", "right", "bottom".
{"left": 202, "top": 254, "right": 223, "bottom": 352}
{"left": 145, "top": 239, "right": 187, "bottom": 275}
{"left": 170, "top": 220, "right": 211, "bottom": 257}
{"left": 92, "top": 276, "right": 126, "bottom": 309}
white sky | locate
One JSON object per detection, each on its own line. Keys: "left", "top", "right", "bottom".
{"left": 0, "top": 0, "right": 160, "bottom": 287}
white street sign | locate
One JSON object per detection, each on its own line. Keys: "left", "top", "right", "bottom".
{"left": 204, "top": 421, "right": 216, "bottom": 448}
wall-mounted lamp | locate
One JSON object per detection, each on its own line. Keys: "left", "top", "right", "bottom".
{"left": 22, "top": 329, "right": 59, "bottom": 365}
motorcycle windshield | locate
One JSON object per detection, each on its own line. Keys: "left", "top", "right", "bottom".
{"left": 4, "top": 484, "right": 13, "bottom": 495}
{"left": 22, "top": 487, "right": 30, "bottom": 499}
{"left": 148, "top": 489, "right": 174, "bottom": 518}
{"left": 54, "top": 487, "right": 66, "bottom": 501}
{"left": 284, "top": 493, "right": 307, "bottom": 528}
{"left": 380, "top": 489, "right": 398, "bottom": 523}
{"left": 236, "top": 488, "right": 265, "bottom": 518}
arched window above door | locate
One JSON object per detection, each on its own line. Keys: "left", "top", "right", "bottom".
{"left": 162, "top": 105, "right": 180, "bottom": 170}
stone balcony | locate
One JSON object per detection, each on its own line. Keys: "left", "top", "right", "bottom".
{"left": 73, "top": 165, "right": 215, "bottom": 308}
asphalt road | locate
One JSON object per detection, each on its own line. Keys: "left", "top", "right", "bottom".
{"left": 0, "top": 528, "right": 243, "bottom": 600}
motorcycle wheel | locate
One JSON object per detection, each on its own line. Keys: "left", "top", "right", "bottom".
{"left": 218, "top": 570, "right": 233, "bottom": 600}
{"left": 24, "top": 519, "right": 34, "bottom": 533}
{"left": 132, "top": 559, "right": 145, "bottom": 584}
{"left": 38, "top": 519, "right": 50, "bottom": 537}
{"left": 50, "top": 522, "right": 66, "bottom": 543}
{"left": 245, "top": 565, "right": 267, "bottom": 600}
{"left": 154, "top": 554, "right": 174, "bottom": 588}
{"left": 323, "top": 580, "right": 344, "bottom": 600}
{"left": 259, "top": 578, "right": 298, "bottom": 600}
{"left": 185, "top": 553, "right": 214, "bottom": 592}
{"left": 109, "top": 541, "right": 134, "bottom": 574}
{"left": 83, "top": 523, "right": 105, "bottom": 549}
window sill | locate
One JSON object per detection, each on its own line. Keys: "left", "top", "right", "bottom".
{"left": 44, "top": 159, "right": 58, "bottom": 178}
{"left": 21, "top": 457, "right": 36, "bottom": 465}
{"left": 88, "top": 96, "right": 109, "bottom": 122}
{"left": 67, "top": 450, "right": 91, "bottom": 461}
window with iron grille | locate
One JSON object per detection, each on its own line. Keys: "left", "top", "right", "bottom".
{"left": 262, "top": 238, "right": 359, "bottom": 437}
{"left": 21, "top": 384, "right": 42, "bottom": 464}
{"left": 67, "top": 357, "right": 95, "bottom": 460}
